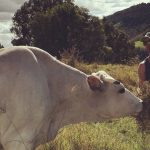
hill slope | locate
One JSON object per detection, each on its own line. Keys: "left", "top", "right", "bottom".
{"left": 106, "top": 3, "right": 150, "bottom": 40}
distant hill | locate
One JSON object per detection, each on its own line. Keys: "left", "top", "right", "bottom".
{"left": 106, "top": 3, "right": 150, "bottom": 41}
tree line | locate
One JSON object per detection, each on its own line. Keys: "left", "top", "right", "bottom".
{"left": 10, "top": 0, "right": 138, "bottom": 63}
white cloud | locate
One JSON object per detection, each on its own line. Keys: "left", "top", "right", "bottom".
{"left": 0, "top": 21, "right": 13, "bottom": 47}
{"left": 0, "top": 0, "right": 27, "bottom": 18}
{"left": 0, "top": 12, "right": 14, "bottom": 21}
{"left": 11, "top": 0, "right": 28, "bottom": 5}
{"left": 0, "top": 33, "right": 13, "bottom": 47}
{"left": 0, "top": 0, "right": 27, "bottom": 46}
{"left": 0, "top": 21, "right": 12, "bottom": 33}
{"left": 75, "top": 0, "right": 150, "bottom": 17}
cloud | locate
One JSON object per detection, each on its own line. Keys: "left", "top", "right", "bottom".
{"left": 0, "top": 0, "right": 28, "bottom": 19}
{"left": 0, "top": 21, "right": 12, "bottom": 33}
{"left": 0, "top": 0, "right": 20, "bottom": 13}
{"left": 0, "top": 0, "right": 27, "bottom": 46}
{"left": 0, "top": 12, "right": 14, "bottom": 21}
{"left": 75, "top": 0, "right": 150, "bottom": 17}
{"left": 0, "top": 33, "right": 13, "bottom": 47}
{"left": 0, "top": 21, "right": 13, "bottom": 47}
{"left": 11, "top": 0, "right": 27, "bottom": 5}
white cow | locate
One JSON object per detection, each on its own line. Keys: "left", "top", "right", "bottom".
{"left": 0, "top": 46, "right": 142, "bottom": 150}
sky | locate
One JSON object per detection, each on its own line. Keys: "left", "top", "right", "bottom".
{"left": 0, "top": 0, "right": 149, "bottom": 47}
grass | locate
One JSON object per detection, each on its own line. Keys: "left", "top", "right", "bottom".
{"left": 44, "top": 118, "right": 142, "bottom": 150}
{"left": 36, "top": 62, "right": 150, "bottom": 150}
{"left": 135, "top": 41, "right": 144, "bottom": 48}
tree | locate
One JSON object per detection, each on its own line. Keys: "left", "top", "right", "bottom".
{"left": 30, "top": 2, "right": 105, "bottom": 60}
{"left": 103, "top": 18, "right": 136, "bottom": 63}
{"left": 11, "top": 0, "right": 137, "bottom": 63}
{"left": 11, "top": 0, "right": 64, "bottom": 46}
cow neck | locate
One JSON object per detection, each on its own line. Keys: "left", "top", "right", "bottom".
{"left": 49, "top": 59, "right": 88, "bottom": 98}
{"left": 46, "top": 60, "right": 89, "bottom": 140}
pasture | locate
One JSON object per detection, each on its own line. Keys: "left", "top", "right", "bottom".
{"left": 37, "top": 62, "right": 150, "bottom": 150}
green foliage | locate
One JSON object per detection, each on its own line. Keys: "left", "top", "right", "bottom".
{"left": 11, "top": 0, "right": 137, "bottom": 63}
{"left": 30, "top": 2, "right": 105, "bottom": 60}
{"left": 30, "top": 3, "right": 134, "bottom": 63}
{"left": 11, "top": 0, "right": 64, "bottom": 45}
{"left": 103, "top": 18, "right": 137, "bottom": 63}
{"left": 134, "top": 41, "right": 148, "bottom": 61}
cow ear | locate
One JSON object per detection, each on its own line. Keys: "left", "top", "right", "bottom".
{"left": 87, "top": 75, "right": 103, "bottom": 91}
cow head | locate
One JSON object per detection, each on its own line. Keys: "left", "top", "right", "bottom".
{"left": 85, "top": 71, "right": 143, "bottom": 120}
{"left": 51, "top": 71, "right": 143, "bottom": 137}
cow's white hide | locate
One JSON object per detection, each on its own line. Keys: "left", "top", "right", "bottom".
{"left": 0, "top": 46, "right": 142, "bottom": 150}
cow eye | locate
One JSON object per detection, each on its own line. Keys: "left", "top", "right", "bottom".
{"left": 113, "top": 81, "right": 120, "bottom": 85}
{"left": 118, "top": 88, "right": 125, "bottom": 94}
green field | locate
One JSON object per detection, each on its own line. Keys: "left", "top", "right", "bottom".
{"left": 36, "top": 63, "right": 150, "bottom": 150}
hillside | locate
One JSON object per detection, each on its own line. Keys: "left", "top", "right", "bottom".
{"left": 106, "top": 3, "right": 150, "bottom": 40}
